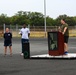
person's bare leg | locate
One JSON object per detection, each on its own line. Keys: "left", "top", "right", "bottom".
{"left": 64, "top": 43, "right": 68, "bottom": 52}
{"left": 4, "top": 46, "right": 7, "bottom": 55}
{"left": 9, "top": 46, "right": 12, "bottom": 56}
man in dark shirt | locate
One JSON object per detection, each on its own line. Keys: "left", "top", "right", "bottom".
{"left": 4, "top": 28, "right": 12, "bottom": 56}
{"left": 58, "top": 19, "right": 69, "bottom": 55}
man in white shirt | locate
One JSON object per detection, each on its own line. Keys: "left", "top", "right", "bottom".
{"left": 19, "top": 24, "right": 30, "bottom": 56}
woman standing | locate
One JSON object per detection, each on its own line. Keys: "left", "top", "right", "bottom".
{"left": 4, "top": 28, "right": 12, "bottom": 56}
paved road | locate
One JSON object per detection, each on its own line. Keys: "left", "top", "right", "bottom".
{"left": 0, "top": 37, "right": 76, "bottom": 75}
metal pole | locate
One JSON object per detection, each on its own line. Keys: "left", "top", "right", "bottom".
{"left": 44, "top": 0, "right": 46, "bottom": 37}
{"left": 4, "top": 24, "right": 5, "bottom": 33}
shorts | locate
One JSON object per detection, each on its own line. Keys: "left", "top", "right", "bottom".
{"left": 64, "top": 36, "right": 69, "bottom": 43}
{"left": 4, "top": 40, "right": 12, "bottom": 46}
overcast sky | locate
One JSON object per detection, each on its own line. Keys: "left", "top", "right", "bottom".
{"left": 0, "top": 0, "right": 76, "bottom": 19}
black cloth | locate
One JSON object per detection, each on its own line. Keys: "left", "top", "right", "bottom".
{"left": 4, "top": 32, "right": 12, "bottom": 46}
{"left": 4, "top": 32, "right": 12, "bottom": 41}
{"left": 64, "top": 36, "right": 69, "bottom": 43}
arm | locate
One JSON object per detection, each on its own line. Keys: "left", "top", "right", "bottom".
{"left": 11, "top": 33, "right": 12, "bottom": 39}
{"left": 28, "top": 33, "right": 30, "bottom": 37}
{"left": 10, "top": 33, "right": 12, "bottom": 42}
{"left": 19, "top": 29, "right": 22, "bottom": 36}
{"left": 62, "top": 27, "right": 67, "bottom": 34}
{"left": 28, "top": 28, "right": 30, "bottom": 37}
{"left": 58, "top": 26, "right": 61, "bottom": 32}
{"left": 3, "top": 33, "right": 5, "bottom": 39}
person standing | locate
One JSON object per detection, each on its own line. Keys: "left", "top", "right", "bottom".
{"left": 59, "top": 19, "right": 69, "bottom": 55}
{"left": 19, "top": 24, "right": 30, "bottom": 56}
{"left": 4, "top": 28, "right": 12, "bottom": 56}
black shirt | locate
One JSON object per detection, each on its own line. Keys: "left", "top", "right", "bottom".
{"left": 4, "top": 32, "right": 12, "bottom": 41}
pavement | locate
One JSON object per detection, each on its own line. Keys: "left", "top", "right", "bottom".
{"left": 0, "top": 37, "right": 76, "bottom": 75}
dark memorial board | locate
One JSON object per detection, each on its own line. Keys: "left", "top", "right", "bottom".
{"left": 48, "top": 31, "right": 64, "bottom": 56}
{"left": 48, "top": 32, "right": 58, "bottom": 50}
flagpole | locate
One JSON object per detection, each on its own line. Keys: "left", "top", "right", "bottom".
{"left": 44, "top": 0, "right": 46, "bottom": 37}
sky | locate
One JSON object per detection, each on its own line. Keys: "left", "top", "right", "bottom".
{"left": 0, "top": 0, "right": 76, "bottom": 19}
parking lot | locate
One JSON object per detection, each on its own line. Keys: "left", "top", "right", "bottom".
{"left": 0, "top": 37, "right": 76, "bottom": 75}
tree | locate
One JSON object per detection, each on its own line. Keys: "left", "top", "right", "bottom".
{"left": 0, "top": 14, "right": 7, "bottom": 25}
{"left": 56, "top": 14, "right": 68, "bottom": 26}
{"left": 46, "top": 16, "right": 57, "bottom": 26}
{"left": 0, "top": 12, "right": 76, "bottom": 27}
{"left": 28, "top": 12, "right": 44, "bottom": 26}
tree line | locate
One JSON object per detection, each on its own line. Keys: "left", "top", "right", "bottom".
{"left": 0, "top": 11, "right": 76, "bottom": 26}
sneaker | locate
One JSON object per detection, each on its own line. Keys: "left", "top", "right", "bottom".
{"left": 64, "top": 52, "right": 68, "bottom": 55}
{"left": 20, "top": 53, "right": 24, "bottom": 56}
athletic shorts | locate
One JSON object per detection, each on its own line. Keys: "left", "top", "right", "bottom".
{"left": 4, "top": 40, "right": 12, "bottom": 46}
{"left": 64, "top": 36, "right": 69, "bottom": 43}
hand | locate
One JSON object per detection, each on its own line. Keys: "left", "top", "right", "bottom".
{"left": 58, "top": 27, "right": 61, "bottom": 32}
{"left": 62, "top": 32, "right": 64, "bottom": 35}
